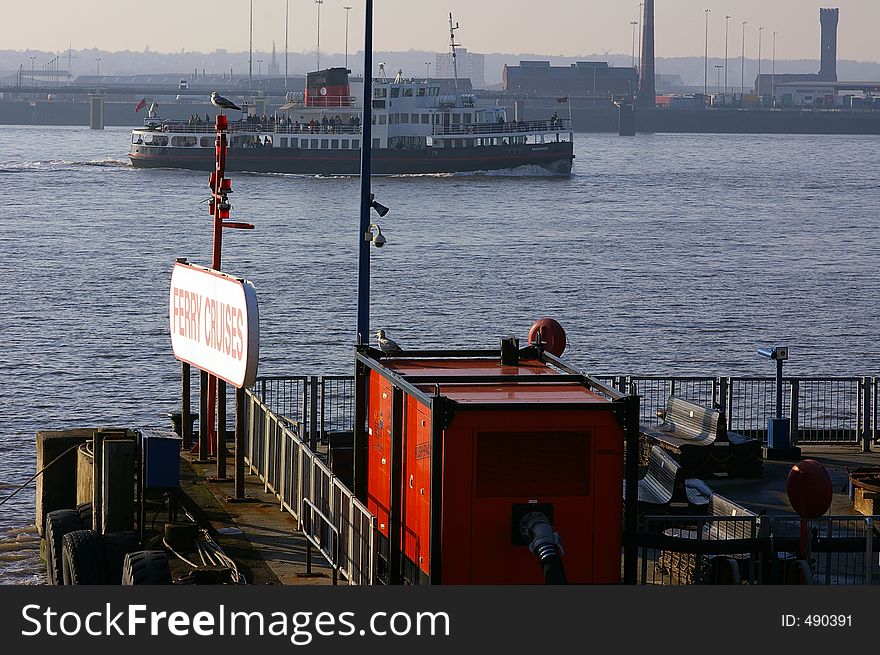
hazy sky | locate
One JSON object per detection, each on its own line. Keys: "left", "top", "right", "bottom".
{"left": 3, "top": 0, "right": 878, "bottom": 61}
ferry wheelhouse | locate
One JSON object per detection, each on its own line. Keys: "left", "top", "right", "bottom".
{"left": 128, "top": 66, "right": 574, "bottom": 176}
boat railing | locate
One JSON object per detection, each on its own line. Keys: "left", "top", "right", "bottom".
{"left": 431, "top": 118, "right": 572, "bottom": 137}
{"left": 151, "top": 120, "right": 363, "bottom": 136}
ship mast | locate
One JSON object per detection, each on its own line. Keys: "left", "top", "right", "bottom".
{"left": 448, "top": 12, "right": 460, "bottom": 93}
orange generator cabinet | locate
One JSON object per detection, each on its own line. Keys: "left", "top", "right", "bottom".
{"left": 354, "top": 341, "right": 638, "bottom": 585}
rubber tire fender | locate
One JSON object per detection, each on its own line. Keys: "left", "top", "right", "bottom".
{"left": 122, "top": 550, "right": 172, "bottom": 585}
{"left": 61, "top": 529, "right": 108, "bottom": 585}
{"left": 103, "top": 531, "right": 141, "bottom": 585}
{"left": 44, "top": 509, "right": 84, "bottom": 585}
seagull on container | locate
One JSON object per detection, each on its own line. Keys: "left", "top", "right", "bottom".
{"left": 211, "top": 92, "right": 241, "bottom": 113}
{"left": 376, "top": 330, "right": 403, "bottom": 354}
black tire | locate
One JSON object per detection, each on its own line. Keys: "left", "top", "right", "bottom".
{"left": 122, "top": 551, "right": 172, "bottom": 585}
{"left": 61, "top": 529, "right": 108, "bottom": 585}
{"left": 45, "top": 509, "right": 83, "bottom": 585}
{"left": 103, "top": 531, "right": 141, "bottom": 585}
{"left": 77, "top": 502, "right": 93, "bottom": 531}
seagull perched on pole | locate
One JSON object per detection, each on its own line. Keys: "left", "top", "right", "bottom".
{"left": 211, "top": 91, "right": 241, "bottom": 113}
{"left": 376, "top": 330, "right": 403, "bottom": 354}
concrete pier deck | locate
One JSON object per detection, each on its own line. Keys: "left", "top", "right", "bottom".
{"left": 177, "top": 451, "right": 333, "bottom": 586}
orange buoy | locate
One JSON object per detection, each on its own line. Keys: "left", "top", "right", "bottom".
{"left": 528, "top": 318, "right": 567, "bottom": 357}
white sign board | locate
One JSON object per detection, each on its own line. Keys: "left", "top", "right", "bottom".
{"left": 169, "top": 262, "right": 259, "bottom": 389}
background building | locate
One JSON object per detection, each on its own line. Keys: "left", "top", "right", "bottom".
{"left": 502, "top": 60, "right": 638, "bottom": 97}
{"left": 435, "top": 48, "right": 487, "bottom": 88}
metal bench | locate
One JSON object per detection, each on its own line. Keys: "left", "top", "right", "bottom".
{"left": 625, "top": 445, "right": 710, "bottom": 515}
{"left": 641, "top": 396, "right": 761, "bottom": 478}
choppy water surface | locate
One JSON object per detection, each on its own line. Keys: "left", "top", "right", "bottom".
{"left": 1, "top": 126, "right": 878, "bottom": 583}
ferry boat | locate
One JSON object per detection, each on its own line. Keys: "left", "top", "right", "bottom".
{"left": 128, "top": 65, "right": 574, "bottom": 176}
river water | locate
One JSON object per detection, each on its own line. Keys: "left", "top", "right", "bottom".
{"left": 1, "top": 126, "right": 878, "bottom": 583}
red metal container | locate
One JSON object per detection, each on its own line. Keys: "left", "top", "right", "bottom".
{"left": 357, "top": 344, "right": 630, "bottom": 585}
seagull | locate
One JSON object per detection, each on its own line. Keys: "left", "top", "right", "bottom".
{"left": 376, "top": 330, "right": 403, "bottom": 354}
{"left": 211, "top": 92, "right": 241, "bottom": 113}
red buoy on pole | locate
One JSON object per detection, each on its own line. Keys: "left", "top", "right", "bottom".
{"left": 787, "top": 459, "right": 833, "bottom": 562}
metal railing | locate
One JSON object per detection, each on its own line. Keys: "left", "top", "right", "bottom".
{"left": 151, "top": 120, "right": 362, "bottom": 136}
{"left": 259, "top": 374, "right": 877, "bottom": 447}
{"left": 244, "top": 391, "right": 377, "bottom": 585}
{"left": 637, "top": 515, "right": 879, "bottom": 585}
{"left": 431, "top": 118, "right": 571, "bottom": 137}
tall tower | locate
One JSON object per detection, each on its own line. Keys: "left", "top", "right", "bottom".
{"left": 819, "top": 8, "right": 839, "bottom": 81}
{"left": 638, "top": 0, "right": 656, "bottom": 107}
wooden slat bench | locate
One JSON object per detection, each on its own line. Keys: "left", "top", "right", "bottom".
{"left": 625, "top": 445, "right": 710, "bottom": 515}
{"left": 657, "top": 493, "right": 759, "bottom": 584}
{"left": 641, "top": 396, "right": 762, "bottom": 478}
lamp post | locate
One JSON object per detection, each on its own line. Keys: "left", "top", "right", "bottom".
{"left": 630, "top": 20, "right": 638, "bottom": 68}
{"left": 95, "top": 57, "right": 101, "bottom": 79}
{"left": 285, "top": 0, "right": 289, "bottom": 88}
{"left": 772, "top": 31, "right": 778, "bottom": 105}
{"left": 344, "top": 6, "right": 352, "bottom": 70}
{"left": 741, "top": 21, "right": 747, "bottom": 94}
{"left": 757, "top": 26, "right": 764, "bottom": 97}
{"left": 30, "top": 56, "right": 36, "bottom": 87}
{"left": 357, "top": 0, "right": 375, "bottom": 348}
{"left": 715, "top": 64, "right": 723, "bottom": 93}
{"left": 315, "top": 0, "right": 324, "bottom": 70}
{"left": 703, "top": 9, "right": 710, "bottom": 99}
{"left": 638, "top": 2, "right": 644, "bottom": 71}
{"left": 257, "top": 59, "right": 263, "bottom": 77}
{"left": 425, "top": 61, "right": 431, "bottom": 81}
{"left": 724, "top": 15, "right": 731, "bottom": 95}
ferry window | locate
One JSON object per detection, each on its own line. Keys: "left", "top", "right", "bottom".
{"left": 301, "top": 139, "right": 309, "bottom": 148}
{"left": 421, "top": 114, "right": 429, "bottom": 124}
{"left": 402, "top": 87, "right": 413, "bottom": 97}
{"left": 452, "top": 114, "right": 461, "bottom": 124}
{"left": 401, "top": 114, "right": 409, "bottom": 124}
{"left": 131, "top": 134, "right": 141, "bottom": 144}
{"left": 290, "top": 138, "right": 298, "bottom": 148}
{"left": 374, "top": 88, "right": 387, "bottom": 98}
{"left": 200, "top": 137, "right": 213, "bottom": 147}
{"left": 146, "top": 135, "right": 168, "bottom": 146}
{"left": 280, "top": 137, "right": 288, "bottom": 148}
{"left": 390, "top": 88, "right": 400, "bottom": 98}
{"left": 341, "top": 139, "right": 350, "bottom": 149}
{"left": 378, "top": 115, "right": 386, "bottom": 125}
{"left": 331, "top": 139, "right": 339, "bottom": 149}
{"left": 464, "top": 114, "right": 472, "bottom": 124}
{"left": 417, "top": 87, "right": 426, "bottom": 97}
{"left": 372, "top": 100, "right": 386, "bottom": 109}
{"left": 321, "top": 139, "right": 329, "bottom": 149}
{"left": 352, "top": 139, "right": 360, "bottom": 149}
{"left": 171, "top": 136, "right": 197, "bottom": 147}
{"left": 311, "top": 139, "right": 319, "bottom": 149}
{"left": 411, "top": 114, "right": 419, "bottom": 123}
{"left": 372, "top": 138, "right": 380, "bottom": 149}
{"left": 372, "top": 115, "right": 377, "bottom": 125}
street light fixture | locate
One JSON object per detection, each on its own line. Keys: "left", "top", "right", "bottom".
{"left": 741, "top": 21, "right": 748, "bottom": 94}
{"left": 757, "top": 26, "right": 764, "bottom": 97}
{"left": 703, "top": 9, "right": 711, "bottom": 99}
{"left": 724, "top": 15, "right": 731, "bottom": 95}
{"left": 630, "top": 21, "right": 638, "bottom": 68}
{"left": 425, "top": 61, "right": 431, "bottom": 81}
{"left": 344, "top": 6, "right": 353, "bottom": 70}
{"left": 315, "top": 0, "right": 324, "bottom": 70}
{"left": 30, "top": 55, "right": 37, "bottom": 87}
{"left": 772, "top": 31, "right": 778, "bottom": 105}
{"left": 257, "top": 59, "right": 263, "bottom": 77}
{"left": 95, "top": 57, "right": 101, "bottom": 79}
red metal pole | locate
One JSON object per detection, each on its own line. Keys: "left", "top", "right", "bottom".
{"left": 204, "top": 115, "right": 229, "bottom": 458}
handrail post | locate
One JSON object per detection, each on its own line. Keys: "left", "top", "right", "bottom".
{"left": 719, "top": 377, "right": 728, "bottom": 421}
{"left": 790, "top": 379, "right": 800, "bottom": 445}
{"left": 725, "top": 377, "right": 734, "bottom": 430}
{"left": 310, "top": 376, "right": 319, "bottom": 451}
{"left": 234, "top": 387, "right": 246, "bottom": 499}
{"left": 181, "top": 362, "right": 192, "bottom": 449}
{"left": 861, "top": 377, "right": 872, "bottom": 453}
